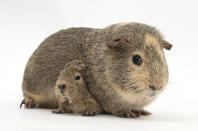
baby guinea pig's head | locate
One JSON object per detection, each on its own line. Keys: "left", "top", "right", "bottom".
{"left": 103, "top": 23, "right": 172, "bottom": 99}
{"left": 55, "top": 60, "right": 86, "bottom": 102}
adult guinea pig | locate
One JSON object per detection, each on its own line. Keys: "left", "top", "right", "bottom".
{"left": 20, "top": 22, "right": 172, "bottom": 118}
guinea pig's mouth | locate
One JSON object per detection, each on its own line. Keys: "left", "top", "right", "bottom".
{"left": 149, "top": 92, "right": 156, "bottom": 97}
{"left": 60, "top": 89, "right": 67, "bottom": 97}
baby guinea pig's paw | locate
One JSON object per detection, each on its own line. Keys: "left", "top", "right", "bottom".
{"left": 82, "top": 110, "right": 97, "bottom": 116}
{"left": 52, "top": 108, "right": 66, "bottom": 114}
{"left": 82, "top": 108, "right": 101, "bottom": 116}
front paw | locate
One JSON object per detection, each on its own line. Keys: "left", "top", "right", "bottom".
{"left": 52, "top": 108, "right": 65, "bottom": 114}
{"left": 139, "top": 110, "right": 151, "bottom": 116}
{"left": 121, "top": 111, "right": 139, "bottom": 118}
{"left": 120, "top": 110, "right": 151, "bottom": 118}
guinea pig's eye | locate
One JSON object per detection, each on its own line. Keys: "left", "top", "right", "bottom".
{"left": 74, "top": 75, "right": 80, "bottom": 80}
{"left": 132, "top": 55, "right": 142, "bottom": 66}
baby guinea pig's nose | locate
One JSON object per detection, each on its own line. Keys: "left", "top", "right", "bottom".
{"left": 149, "top": 85, "right": 162, "bottom": 91}
{"left": 58, "top": 84, "right": 66, "bottom": 90}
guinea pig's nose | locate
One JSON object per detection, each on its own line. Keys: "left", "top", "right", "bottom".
{"left": 149, "top": 85, "right": 162, "bottom": 91}
{"left": 58, "top": 84, "right": 66, "bottom": 90}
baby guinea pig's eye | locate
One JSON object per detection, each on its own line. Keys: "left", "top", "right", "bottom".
{"left": 74, "top": 75, "right": 80, "bottom": 80}
{"left": 132, "top": 55, "right": 142, "bottom": 66}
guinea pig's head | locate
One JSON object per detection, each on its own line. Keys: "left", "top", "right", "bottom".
{"left": 104, "top": 23, "right": 172, "bottom": 99}
{"left": 55, "top": 60, "right": 86, "bottom": 102}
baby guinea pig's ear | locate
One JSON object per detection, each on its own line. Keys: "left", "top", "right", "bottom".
{"left": 73, "top": 60, "right": 86, "bottom": 71}
{"left": 162, "top": 40, "right": 173, "bottom": 50}
{"left": 106, "top": 37, "right": 129, "bottom": 48}
{"left": 65, "top": 60, "right": 86, "bottom": 72}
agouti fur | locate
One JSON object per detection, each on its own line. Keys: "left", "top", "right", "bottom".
{"left": 21, "top": 22, "right": 172, "bottom": 118}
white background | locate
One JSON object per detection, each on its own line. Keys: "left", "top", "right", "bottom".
{"left": 0, "top": 0, "right": 198, "bottom": 130}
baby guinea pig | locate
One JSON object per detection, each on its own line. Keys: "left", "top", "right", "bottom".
{"left": 52, "top": 59, "right": 102, "bottom": 116}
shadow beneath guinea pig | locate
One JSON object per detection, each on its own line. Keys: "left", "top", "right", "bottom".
{"left": 49, "top": 110, "right": 195, "bottom": 122}
{"left": 139, "top": 111, "right": 196, "bottom": 122}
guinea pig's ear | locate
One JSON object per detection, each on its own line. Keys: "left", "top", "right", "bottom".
{"left": 107, "top": 37, "right": 129, "bottom": 48}
{"left": 162, "top": 40, "right": 172, "bottom": 50}
{"left": 65, "top": 60, "right": 86, "bottom": 72}
{"left": 73, "top": 60, "right": 86, "bottom": 71}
